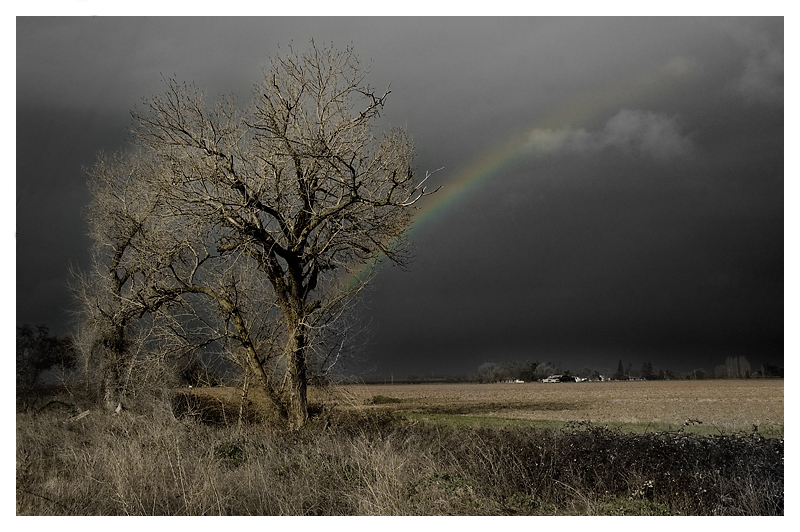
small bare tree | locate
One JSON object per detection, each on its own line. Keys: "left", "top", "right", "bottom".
{"left": 724, "top": 355, "right": 752, "bottom": 378}
{"left": 71, "top": 150, "right": 186, "bottom": 409}
{"left": 81, "top": 43, "right": 436, "bottom": 428}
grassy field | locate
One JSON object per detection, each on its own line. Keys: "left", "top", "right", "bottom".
{"left": 18, "top": 379, "right": 784, "bottom": 515}
{"left": 337, "top": 379, "right": 784, "bottom": 436}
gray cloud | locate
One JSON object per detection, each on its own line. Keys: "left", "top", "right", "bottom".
{"left": 528, "top": 109, "right": 693, "bottom": 160}
{"left": 721, "top": 18, "right": 784, "bottom": 104}
{"left": 736, "top": 40, "right": 783, "bottom": 104}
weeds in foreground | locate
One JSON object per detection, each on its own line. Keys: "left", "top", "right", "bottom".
{"left": 16, "top": 397, "right": 783, "bottom": 515}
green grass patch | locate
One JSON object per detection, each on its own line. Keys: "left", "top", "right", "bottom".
{"left": 398, "top": 412, "right": 783, "bottom": 438}
{"left": 400, "top": 412, "right": 564, "bottom": 430}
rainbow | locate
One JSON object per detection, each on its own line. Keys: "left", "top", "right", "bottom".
{"left": 341, "top": 56, "right": 697, "bottom": 292}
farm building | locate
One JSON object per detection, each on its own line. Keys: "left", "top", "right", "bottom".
{"left": 542, "top": 375, "right": 578, "bottom": 383}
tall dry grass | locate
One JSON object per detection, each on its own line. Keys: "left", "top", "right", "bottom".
{"left": 16, "top": 391, "right": 783, "bottom": 516}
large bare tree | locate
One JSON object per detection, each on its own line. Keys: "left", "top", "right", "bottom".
{"left": 82, "top": 43, "right": 435, "bottom": 428}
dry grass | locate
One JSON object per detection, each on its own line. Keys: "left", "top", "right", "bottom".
{"left": 170, "top": 384, "right": 359, "bottom": 427}
{"left": 17, "top": 378, "right": 784, "bottom": 516}
{"left": 16, "top": 399, "right": 783, "bottom": 515}
{"left": 339, "top": 380, "right": 783, "bottom": 432}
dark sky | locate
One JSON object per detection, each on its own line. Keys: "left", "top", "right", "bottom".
{"left": 16, "top": 17, "right": 784, "bottom": 379}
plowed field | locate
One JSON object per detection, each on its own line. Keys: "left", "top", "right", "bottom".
{"left": 336, "top": 379, "right": 783, "bottom": 431}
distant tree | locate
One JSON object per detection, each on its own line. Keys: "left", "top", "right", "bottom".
{"left": 517, "top": 361, "right": 539, "bottom": 382}
{"left": 16, "top": 324, "right": 76, "bottom": 392}
{"left": 474, "top": 360, "right": 539, "bottom": 382}
{"left": 641, "top": 362, "right": 654, "bottom": 380}
{"left": 723, "top": 356, "right": 751, "bottom": 378}
{"left": 759, "top": 363, "right": 783, "bottom": 378}
{"left": 535, "top": 362, "right": 560, "bottom": 380}
{"left": 614, "top": 360, "right": 625, "bottom": 380}
{"left": 475, "top": 362, "right": 496, "bottom": 383}
{"left": 689, "top": 368, "right": 707, "bottom": 380}
{"left": 476, "top": 362, "right": 511, "bottom": 383}
{"left": 79, "top": 43, "right": 438, "bottom": 429}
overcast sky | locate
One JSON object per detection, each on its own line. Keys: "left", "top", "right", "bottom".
{"left": 16, "top": 16, "right": 784, "bottom": 379}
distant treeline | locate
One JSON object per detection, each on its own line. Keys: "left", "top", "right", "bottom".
{"left": 16, "top": 323, "right": 783, "bottom": 392}
{"left": 388, "top": 357, "right": 783, "bottom": 384}
{"left": 457, "top": 357, "right": 783, "bottom": 383}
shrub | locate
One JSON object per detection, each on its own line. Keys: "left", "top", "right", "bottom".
{"left": 17, "top": 324, "right": 77, "bottom": 394}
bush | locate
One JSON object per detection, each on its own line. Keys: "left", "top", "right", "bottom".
{"left": 17, "top": 324, "right": 76, "bottom": 393}
{"left": 426, "top": 423, "right": 782, "bottom": 515}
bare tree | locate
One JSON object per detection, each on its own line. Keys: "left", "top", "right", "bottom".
{"left": 71, "top": 150, "right": 187, "bottom": 409}
{"left": 724, "top": 355, "right": 752, "bottom": 378}
{"left": 87, "top": 42, "right": 439, "bottom": 428}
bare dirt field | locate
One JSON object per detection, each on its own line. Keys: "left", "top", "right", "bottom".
{"left": 335, "top": 379, "right": 783, "bottom": 431}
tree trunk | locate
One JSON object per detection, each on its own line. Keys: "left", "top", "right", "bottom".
{"left": 100, "top": 354, "right": 127, "bottom": 411}
{"left": 284, "top": 321, "right": 309, "bottom": 430}
{"left": 99, "top": 323, "right": 128, "bottom": 411}
{"left": 223, "top": 301, "right": 290, "bottom": 422}
{"left": 242, "top": 342, "right": 289, "bottom": 421}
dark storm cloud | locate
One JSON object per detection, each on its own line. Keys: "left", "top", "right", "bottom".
{"left": 16, "top": 17, "right": 783, "bottom": 379}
